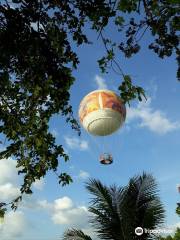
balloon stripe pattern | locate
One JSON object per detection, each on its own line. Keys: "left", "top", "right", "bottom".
{"left": 79, "top": 90, "right": 126, "bottom": 136}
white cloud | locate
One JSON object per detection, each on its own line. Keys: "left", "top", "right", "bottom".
{"left": 94, "top": 75, "right": 107, "bottom": 89}
{"left": 0, "top": 158, "right": 20, "bottom": 202}
{"left": 0, "top": 158, "right": 17, "bottom": 185}
{"left": 145, "top": 77, "right": 158, "bottom": 99}
{"left": 0, "top": 211, "right": 27, "bottom": 240}
{"left": 0, "top": 183, "right": 20, "bottom": 201}
{"left": 37, "top": 199, "right": 52, "bottom": 210}
{"left": 127, "top": 97, "right": 180, "bottom": 134}
{"left": 78, "top": 170, "right": 90, "bottom": 180}
{"left": 52, "top": 206, "right": 89, "bottom": 227}
{"left": 54, "top": 197, "right": 73, "bottom": 210}
{"left": 0, "top": 158, "right": 44, "bottom": 214}
{"left": 33, "top": 178, "right": 45, "bottom": 191}
{"left": 0, "top": 158, "right": 27, "bottom": 239}
{"left": 37, "top": 196, "right": 89, "bottom": 228}
{"left": 65, "top": 136, "right": 89, "bottom": 151}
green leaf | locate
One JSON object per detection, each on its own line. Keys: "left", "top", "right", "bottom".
{"left": 115, "top": 16, "right": 125, "bottom": 26}
{"left": 59, "top": 173, "right": 73, "bottom": 186}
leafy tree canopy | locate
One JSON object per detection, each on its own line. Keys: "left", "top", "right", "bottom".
{"left": 0, "top": 0, "right": 179, "bottom": 211}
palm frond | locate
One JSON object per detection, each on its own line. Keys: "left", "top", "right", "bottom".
{"left": 86, "top": 179, "right": 112, "bottom": 207}
{"left": 86, "top": 179, "right": 129, "bottom": 240}
{"left": 120, "top": 172, "right": 165, "bottom": 239}
{"left": 86, "top": 174, "right": 165, "bottom": 240}
{"left": 63, "top": 229, "right": 92, "bottom": 240}
{"left": 62, "top": 174, "right": 165, "bottom": 240}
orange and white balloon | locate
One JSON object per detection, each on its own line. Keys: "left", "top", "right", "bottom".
{"left": 79, "top": 90, "right": 126, "bottom": 136}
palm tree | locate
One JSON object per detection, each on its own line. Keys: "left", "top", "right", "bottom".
{"left": 63, "top": 229, "right": 93, "bottom": 240}
{"left": 62, "top": 173, "right": 165, "bottom": 240}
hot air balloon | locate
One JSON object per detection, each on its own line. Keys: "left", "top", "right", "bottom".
{"left": 79, "top": 89, "right": 126, "bottom": 164}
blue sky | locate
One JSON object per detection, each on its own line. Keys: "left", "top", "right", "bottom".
{"left": 0, "top": 12, "right": 180, "bottom": 240}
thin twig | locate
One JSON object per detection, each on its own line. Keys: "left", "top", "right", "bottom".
{"left": 100, "top": 31, "right": 125, "bottom": 77}
{"left": 136, "top": 25, "right": 149, "bottom": 42}
{"left": 112, "top": 59, "right": 125, "bottom": 77}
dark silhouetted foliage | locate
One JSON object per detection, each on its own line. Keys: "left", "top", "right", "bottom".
{"left": 63, "top": 173, "right": 165, "bottom": 240}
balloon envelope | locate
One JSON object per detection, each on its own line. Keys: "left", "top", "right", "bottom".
{"left": 79, "top": 90, "right": 126, "bottom": 136}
